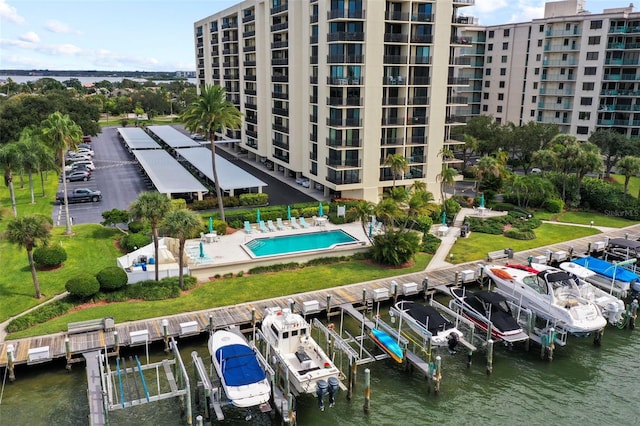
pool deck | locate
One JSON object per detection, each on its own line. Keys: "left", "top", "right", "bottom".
{"left": 182, "top": 220, "right": 371, "bottom": 280}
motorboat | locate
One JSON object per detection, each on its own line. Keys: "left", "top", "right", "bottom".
{"left": 572, "top": 256, "right": 639, "bottom": 296}
{"left": 261, "top": 307, "right": 340, "bottom": 399}
{"left": 449, "top": 288, "right": 529, "bottom": 344}
{"left": 484, "top": 265, "right": 607, "bottom": 336}
{"left": 369, "top": 328, "right": 403, "bottom": 363}
{"left": 208, "top": 330, "right": 271, "bottom": 409}
{"left": 391, "top": 300, "right": 463, "bottom": 349}
{"left": 558, "top": 262, "right": 626, "bottom": 325}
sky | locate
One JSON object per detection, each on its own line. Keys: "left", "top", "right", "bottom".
{"left": 0, "top": 0, "right": 623, "bottom": 72}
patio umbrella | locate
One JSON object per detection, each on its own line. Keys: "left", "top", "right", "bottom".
{"left": 199, "top": 241, "right": 205, "bottom": 258}
{"left": 208, "top": 217, "right": 213, "bottom": 233}
{"left": 287, "top": 205, "right": 291, "bottom": 220}
{"left": 256, "top": 209, "right": 261, "bottom": 223}
{"left": 318, "top": 202, "right": 324, "bottom": 217}
{"left": 441, "top": 211, "right": 447, "bottom": 226}
{"left": 479, "top": 193, "right": 485, "bottom": 208}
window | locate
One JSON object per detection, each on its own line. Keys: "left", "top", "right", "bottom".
{"left": 499, "top": 81, "right": 505, "bottom": 88}
{"left": 532, "top": 95, "right": 537, "bottom": 102}
{"left": 501, "top": 55, "right": 508, "bottom": 63}
{"left": 485, "top": 68, "right": 492, "bottom": 76}
{"left": 556, "top": 97, "right": 563, "bottom": 104}
{"left": 586, "top": 52, "right": 599, "bottom": 60}
{"left": 588, "top": 36, "right": 601, "bottom": 45}
{"left": 582, "top": 82, "right": 595, "bottom": 90}
{"left": 484, "top": 81, "right": 491, "bottom": 88}
{"left": 577, "top": 126, "right": 589, "bottom": 135}
{"left": 531, "top": 110, "right": 535, "bottom": 117}
{"left": 502, "top": 42, "right": 509, "bottom": 50}
{"left": 504, "top": 29, "right": 510, "bottom": 37}
{"left": 580, "top": 97, "right": 593, "bottom": 105}
{"left": 590, "top": 20, "right": 603, "bottom": 30}
{"left": 578, "top": 111, "right": 591, "bottom": 120}
{"left": 483, "top": 92, "right": 489, "bottom": 100}
{"left": 488, "top": 30, "right": 495, "bottom": 38}
{"left": 534, "top": 68, "right": 540, "bottom": 75}
{"left": 498, "top": 93, "right": 504, "bottom": 100}
{"left": 488, "top": 43, "right": 494, "bottom": 51}
{"left": 487, "top": 56, "right": 493, "bottom": 63}
{"left": 533, "top": 82, "right": 538, "bottom": 89}
{"left": 538, "top": 40, "right": 543, "bottom": 47}
{"left": 539, "top": 24, "right": 544, "bottom": 32}
{"left": 536, "top": 53, "right": 541, "bottom": 61}
{"left": 584, "top": 67, "right": 597, "bottom": 75}
{"left": 497, "top": 106, "right": 503, "bottom": 113}
{"left": 500, "top": 68, "right": 506, "bottom": 75}
{"left": 482, "top": 105, "right": 489, "bottom": 112}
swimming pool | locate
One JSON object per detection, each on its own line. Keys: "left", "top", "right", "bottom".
{"left": 244, "top": 230, "right": 360, "bottom": 257}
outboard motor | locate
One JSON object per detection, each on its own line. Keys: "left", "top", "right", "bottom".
{"left": 328, "top": 376, "right": 339, "bottom": 408}
{"left": 316, "top": 379, "right": 328, "bottom": 411}
{"left": 447, "top": 333, "right": 459, "bottom": 354}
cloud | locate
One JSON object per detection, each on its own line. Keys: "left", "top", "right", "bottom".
{"left": 18, "top": 31, "right": 39, "bottom": 43}
{"left": 469, "top": 0, "right": 547, "bottom": 25}
{"left": 0, "top": 0, "right": 24, "bottom": 24}
{"left": 471, "top": 0, "right": 508, "bottom": 14}
{"left": 44, "top": 19, "right": 76, "bottom": 34}
{"left": 508, "top": 1, "right": 546, "bottom": 23}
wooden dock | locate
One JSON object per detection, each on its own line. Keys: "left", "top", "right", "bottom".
{"left": 1, "top": 224, "right": 638, "bottom": 368}
{"left": 84, "top": 351, "right": 106, "bottom": 426}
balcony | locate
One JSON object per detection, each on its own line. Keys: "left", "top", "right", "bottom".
{"left": 327, "top": 96, "right": 363, "bottom": 106}
{"left": 271, "top": 22, "right": 288, "bottom": 32}
{"left": 407, "top": 116, "right": 427, "bottom": 125}
{"left": 244, "top": 45, "right": 256, "bottom": 52}
{"left": 453, "top": 15, "right": 478, "bottom": 25}
{"left": 409, "top": 96, "right": 429, "bottom": 105}
{"left": 544, "top": 44, "right": 579, "bottom": 52}
{"left": 246, "top": 115, "right": 257, "bottom": 124}
{"left": 410, "top": 56, "right": 432, "bottom": 64}
{"left": 451, "top": 36, "right": 472, "bottom": 45}
{"left": 448, "top": 77, "right": 469, "bottom": 85}
{"left": 445, "top": 115, "right": 466, "bottom": 124}
{"left": 385, "top": 11, "right": 409, "bottom": 21}
{"left": 411, "top": 76, "right": 431, "bottom": 85}
{"left": 328, "top": 32, "right": 365, "bottom": 42}
{"left": 272, "top": 74, "right": 288, "bottom": 82}
{"left": 447, "top": 96, "right": 468, "bottom": 104}
{"left": 541, "top": 74, "right": 575, "bottom": 81}
{"left": 412, "top": 13, "right": 434, "bottom": 22}
{"left": 383, "top": 55, "right": 407, "bottom": 64}
{"left": 383, "top": 97, "right": 406, "bottom": 105}
{"left": 409, "top": 155, "right": 425, "bottom": 163}
{"left": 542, "top": 59, "right": 576, "bottom": 66}
{"left": 245, "top": 75, "right": 257, "bottom": 81}
{"left": 327, "top": 54, "right": 364, "bottom": 63}
{"left": 326, "top": 158, "right": 362, "bottom": 168}
{"left": 539, "top": 87, "right": 573, "bottom": 95}
{"left": 384, "top": 75, "right": 406, "bottom": 85}
{"left": 221, "top": 21, "right": 237, "bottom": 29}
{"left": 410, "top": 35, "right": 433, "bottom": 44}
{"left": 245, "top": 101, "right": 257, "bottom": 110}
{"left": 601, "top": 89, "right": 640, "bottom": 96}
{"left": 327, "top": 9, "right": 365, "bottom": 20}
{"left": 244, "top": 60, "right": 256, "bottom": 67}
{"left": 272, "top": 107, "right": 289, "bottom": 116}
{"left": 326, "top": 173, "right": 362, "bottom": 185}
{"left": 243, "top": 14, "right": 255, "bottom": 23}
{"left": 326, "top": 137, "right": 362, "bottom": 147}
{"left": 326, "top": 117, "right": 363, "bottom": 127}
{"left": 243, "top": 30, "right": 256, "bottom": 38}
{"left": 310, "top": 14, "right": 318, "bottom": 23}
{"left": 272, "top": 139, "right": 289, "bottom": 150}
{"left": 545, "top": 28, "right": 581, "bottom": 37}
{"left": 608, "top": 26, "right": 640, "bottom": 34}
{"left": 384, "top": 33, "right": 409, "bottom": 43}
{"left": 603, "top": 74, "right": 640, "bottom": 81}
{"left": 310, "top": 76, "right": 318, "bottom": 84}
{"left": 381, "top": 117, "right": 405, "bottom": 125}
{"left": 327, "top": 76, "right": 363, "bottom": 85}
{"left": 309, "top": 114, "right": 317, "bottom": 123}
{"left": 271, "top": 4, "right": 288, "bottom": 14}
{"left": 273, "top": 91, "right": 288, "bottom": 99}
{"left": 273, "top": 123, "right": 289, "bottom": 133}
{"left": 223, "top": 73, "right": 240, "bottom": 80}
{"left": 605, "top": 58, "right": 640, "bottom": 65}
{"left": 246, "top": 129, "right": 258, "bottom": 138}
{"left": 537, "top": 102, "right": 573, "bottom": 110}
{"left": 380, "top": 137, "right": 404, "bottom": 146}
{"left": 310, "top": 35, "right": 318, "bottom": 44}
{"left": 271, "top": 40, "right": 288, "bottom": 49}
{"left": 271, "top": 58, "right": 289, "bottom": 65}
{"left": 453, "top": 0, "right": 475, "bottom": 5}
{"left": 453, "top": 57, "right": 472, "bottom": 66}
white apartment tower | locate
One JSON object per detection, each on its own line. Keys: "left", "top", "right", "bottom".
{"left": 194, "top": 0, "right": 474, "bottom": 202}
{"left": 456, "top": 0, "right": 640, "bottom": 140}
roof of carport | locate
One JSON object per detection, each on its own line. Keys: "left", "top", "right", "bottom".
{"left": 146, "top": 125, "right": 200, "bottom": 148}
{"left": 176, "top": 147, "right": 268, "bottom": 191}
{"left": 117, "top": 127, "right": 161, "bottom": 150}
{"left": 132, "top": 149, "right": 208, "bottom": 194}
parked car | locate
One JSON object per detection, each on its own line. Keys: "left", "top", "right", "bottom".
{"left": 75, "top": 148, "right": 94, "bottom": 157}
{"left": 56, "top": 188, "right": 102, "bottom": 204}
{"left": 190, "top": 133, "right": 205, "bottom": 141}
{"left": 65, "top": 170, "right": 91, "bottom": 182}
{"left": 65, "top": 160, "right": 95, "bottom": 171}
{"left": 82, "top": 135, "right": 92, "bottom": 142}
{"left": 66, "top": 153, "right": 92, "bottom": 162}
{"left": 78, "top": 143, "right": 92, "bottom": 150}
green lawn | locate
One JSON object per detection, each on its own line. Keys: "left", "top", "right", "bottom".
{"left": 448, "top": 223, "right": 601, "bottom": 264}
{"left": 610, "top": 174, "right": 640, "bottom": 199}
{"left": 532, "top": 210, "right": 637, "bottom": 228}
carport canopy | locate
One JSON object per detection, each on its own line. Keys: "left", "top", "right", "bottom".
{"left": 176, "top": 147, "right": 267, "bottom": 195}
{"left": 117, "top": 127, "right": 161, "bottom": 150}
{"left": 147, "top": 125, "right": 200, "bottom": 148}
{"left": 132, "top": 149, "right": 208, "bottom": 197}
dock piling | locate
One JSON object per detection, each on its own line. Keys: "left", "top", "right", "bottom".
{"left": 162, "top": 319, "right": 169, "bottom": 353}
{"left": 195, "top": 415, "right": 203, "bottom": 426}
{"left": 392, "top": 281, "right": 398, "bottom": 304}
{"left": 467, "top": 350, "right": 472, "bottom": 368}
{"left": 434, "top": 356, "right": 442, "bottom": 394}
{"left": 326, "top": 294, "right": 332, "bottom": 318}
{"left": 114, "top": 331, "right": 120, "bottom": 356}
{"left": 6, "top": 344, "right": 15, "bottom": 382}
{"left": 628, "top": 299, "right": 638, "bottom": 330}
{"left": 486, "top": 339, "right": 494, "bottom": 375}
{"left": 363, "top": 368, "right": 371, "bottom": 415}
{"left": 65, "top": 337, "right": 71, "bottom": 370}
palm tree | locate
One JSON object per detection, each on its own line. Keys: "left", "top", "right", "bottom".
{"left": 616, "top": 155, "right": 640, "bottom": 196}
{"left": 347, "top": 200, "right": 375, "bottom": 242}
{"left": 461, "top": 133, "right": 479, "bottom": 168}
{"left": 0, "top": 142, "right": 22, "bottom": 217}
{"left": 161, "top": 209, "right": 203, "bottom": 289}
{"left": 181, "top": 85, "right": 243, "bottom": 222}
{"left": 436, "top": 166, "right": 457, "bottom": 205}
{"left": 4, "top": 214, "right": 51, "bottom": 299}
{"left": 40, "top": 112, "right": 83, "bottom": 235}
{"left": 574, "top": 142, "right": 603, "bottom": 196}
{"left": 383, "top": 153, "right": 408, "bottom": 188}
{"left": 129, "top": 192, "right": 172, "bottom": 282}
{"left": 472, "top": 155, "right": 502, "bottom": 182}
{"left": 17, "top": 127, "right": 49, "bottom": 204}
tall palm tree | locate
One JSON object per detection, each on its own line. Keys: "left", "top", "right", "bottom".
{"left": 347, "top": 200, "right": 375, "bottom": 242}
{"left": 574, "top": 142, "right": 603, "bottom": 196}
{"left": 17, "top": 127, "right": 49, "bottom": 204}
{"left": 472, "top": 155, "right": 502, "bottom": 182}
{"left": 4, "top": 214, "right": 51, "bottom": 299}
{"left": 129, "top": 192, "right": 172, "bottom": 282}
{"left": 437, "top": 166, "right": 457, "bottom": 205}
{"left": 40, "top": 112, "right": 83, "bottom": 235}
{"left": 383, "top": 153, "right": 409, "bottom": 188}
{"left": 0, "top": 142, "right": 22, "bottom": 217}
{"left": 181, "top": 85, "right": 243, "bottom": 222}
{"left": 161, "top": 209, "right": 203, "bottom": 289}
{"left": 616, "top": 155, "right": 640, "bottom": 196}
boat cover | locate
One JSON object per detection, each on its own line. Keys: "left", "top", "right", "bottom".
{"left": 573, "top": 256, "right": 639, "bottom": 283}
{"left": 408, "top": 303, "right": 452, "bottom": 333}
{"left": 215, "top": 344, "right": 266, "bottom": 387}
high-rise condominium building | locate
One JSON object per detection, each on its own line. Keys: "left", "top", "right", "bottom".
{"left": 455, "top": 0, "right": 640, "bottom": 140}
{"left": 194, "top": 0, "right": 474, "bottom": 203}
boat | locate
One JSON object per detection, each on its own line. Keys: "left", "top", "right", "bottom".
{"left": 369, "top": 328, "right": 403, "bottom": 363}
{"left": 572, "top": 256, "right": 639, "bottom": 296}
{"left": 449, "top": 288, "right": 529, "bottom": 343}
{"left": 392, "top": 300, "right": 463, "bottom": 348}
{"left": 484, "top": 265, "right": 607, "bottom": 336}
{"left": 558, "top": 262, "right": 626, "bottom": 325}
{"left": 261, "top": 307, "right": 340, "bottom": 397}
{"left": 208, "top": 330, "right": 271, "bottom": 409}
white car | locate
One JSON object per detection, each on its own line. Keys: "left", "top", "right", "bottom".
{"left": 66, "top": 154, "right": 92, "bottom": 163}
{"left": 75, "top": 148, "right": 94, "bottom": 157}
{"left": 65, "top": 160, "right": 95, "bottom": 171}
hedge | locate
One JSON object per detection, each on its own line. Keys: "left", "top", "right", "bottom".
{"left": 504, "top": 228, "right": 536, "bottom": 240}
{"left": 33, "top": 245, "right": 67, "bottom": 268}
{"left": 96, "top": 266, "right": 128, "bottom": 291}
{"left": 66, "top": 274, "right": 101, "bottom": 298}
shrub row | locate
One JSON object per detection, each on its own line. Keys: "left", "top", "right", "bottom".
{"left": 504, "top": 229, "right": 536, "bottom": 240}
{"left": 33, "top": 245, "right": 68, "bottom": 268}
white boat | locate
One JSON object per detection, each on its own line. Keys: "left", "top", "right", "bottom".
{"left": 261, "top": 307, "right": 341, "bottom": 398}
{"left": 391, "top": 300, "right": 463, "bottom": 348}
{"left": 558, "top": 262, "right": 626, "bottom": 325}
{"left": 208, "top": 330, "right": 271, "bottom": 409}
{"left": 484, "top": 265, "right": 607, "bottom": 336}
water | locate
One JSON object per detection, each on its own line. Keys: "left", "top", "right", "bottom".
{"left": 246, "top": 230, "right": 358, "bottom": 257}
{"left": 1, "top": 75, "right": 198, "bottom": 85}
{"left": 1, "top": 311, "right": 640, "bottom": 425}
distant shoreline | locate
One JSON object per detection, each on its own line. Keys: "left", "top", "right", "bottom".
{"left": 0, "top": 69, "right": 194, "bottom": 79}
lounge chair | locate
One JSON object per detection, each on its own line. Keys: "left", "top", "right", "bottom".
{"left": 299, "top": 217, "right": 310, "bottom": 228}
{"left": 290, "top": 217, "right": 301, "bottom": 229}
{"left": 267, "top": 220, "right": 277, "bottom": 232}
{"left": 259, "top": 220, "right": 269, "bottom": 233}
{"left": 243, "top": 220, "right": 254, "bottom": 234}
{"left": 276, "top": 218, "right": 286, "bottom": 230}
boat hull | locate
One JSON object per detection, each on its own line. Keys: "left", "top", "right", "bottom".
{"left": 369, "top": 328, "right": 403, "bottom": 363}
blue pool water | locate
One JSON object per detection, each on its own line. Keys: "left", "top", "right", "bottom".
{"left": 245, "top": 230, "right": 359, "bottom": 257}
